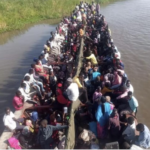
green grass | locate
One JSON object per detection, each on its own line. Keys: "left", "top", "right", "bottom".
{"left": 0, "top": 0, "right": 112, "bottom": 33}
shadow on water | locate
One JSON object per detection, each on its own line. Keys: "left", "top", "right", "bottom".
{"left": 0, "top": 26, "right": 56, "bottom": 134}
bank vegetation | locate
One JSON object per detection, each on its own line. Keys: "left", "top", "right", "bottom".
{"left": 0, "top": 0, "right": 112, "bottom": 33}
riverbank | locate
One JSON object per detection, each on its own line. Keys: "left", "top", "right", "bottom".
{"left": 0, "top": 0, "right": 114, "bottom": 33}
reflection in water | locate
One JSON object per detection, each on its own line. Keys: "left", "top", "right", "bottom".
{"left": 0, "top": 19, "right": 60, "bottom": 45}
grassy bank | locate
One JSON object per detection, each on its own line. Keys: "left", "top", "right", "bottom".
{"left": 0, "top": 0, "right": 111, "bottom": 33}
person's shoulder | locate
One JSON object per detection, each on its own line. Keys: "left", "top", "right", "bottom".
{"left": 132, "top": 96, "right": 138, "bottom": 102}
{"left": 13, "top": 96, "right": 19, "bottom": 101}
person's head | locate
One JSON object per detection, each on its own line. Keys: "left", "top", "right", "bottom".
{"left": 5, "top": 107, "right": 10, "bottom": 115}
{"left": 97, "top": 86, "right": 101, "bottom": 92}
{"left": 16, "top": 90, "right": 21, "bottom": 98}
{"left": 20, "top": 82, "right": 26, "bottom": 88}
{"left": 31, "top": 64, "right": 35, "bottom": 68}
{"left": 122, "top": 142, "right": 131, "bottom": 149}
{"left": 93, "top": 65, "right": 98, "bottom": 72}
{"left": 136, "top": 123, "right": 145, "bottom": 132}
{"left": 127, "top": 117, "right": 134, "bottom": 125}
{"left": 24, "top": 76, "right": 30, "bottom": 82}
{"left": 105, "top": 96, "right": 111, "bottom": 103}
{"left": 127, "top": 91, "right": 133, "bottom": 100}
{"left": 39, "top": 54, "right": 44, "bottom": 60}
{"left": 36, "top": 60, "right": 40, "bottom": 65}
{"left": 49, "top": 71, "right": 54, "bottom": 76}
{"left": 29, "top": 68, "right": 34, "bottom": 74}
{"left": 79, "top": 73, "right": 84, "bottom": 81}
{"left": 87, "top": 61, "right": 91, "bottom": 67}
{"left": 111, "top": 108, "right": 118, "bottom": 117}
{"left": 101, "top": 96, "right": 106, "bottom": 103}
{"left": 67, "top": 78, "right": 73, "bottom": 85}
{"left": 126, "top": 80, "right": 130, "bottom": 87}
{"left": 41, "top": 119, "right": 48, "bottom": 128}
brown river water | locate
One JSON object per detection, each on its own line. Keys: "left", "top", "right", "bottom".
{"left": 0, "top": 0, "right": 150, "bottom": 134}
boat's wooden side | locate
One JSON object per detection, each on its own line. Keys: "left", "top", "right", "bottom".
{"left": 65, "top": 29, "right": 85, "bottom": 149}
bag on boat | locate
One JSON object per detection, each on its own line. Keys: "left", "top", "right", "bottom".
{"left": 8, "top": 137, "right": 21, "bottom": 149}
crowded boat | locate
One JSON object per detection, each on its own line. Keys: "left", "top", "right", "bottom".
{"left": 2, "top": 1, "right": 150, "bottom": 149}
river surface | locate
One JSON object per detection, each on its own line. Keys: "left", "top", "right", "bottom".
{"left": 0, "top": 0, "right": 150, "bottom": 134}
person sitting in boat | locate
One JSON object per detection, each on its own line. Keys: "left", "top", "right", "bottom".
{"left": 49, "top": 70, "right": 57, "bottom": 96}
{"left": 39, "top": 54, "right": 53, "bottom": 71}
{"left": 24, "top": 68, "right": 45, "bottom": 94}
{"left": 37, "top": 119, "right": 68, "bottom": 149}
{"left": 93, "top": 86, "right": 102, "bottom": 103}
{"left": 91, "top": 65, "right": 101, "bottom": 81}
{"left": 34, "top": 60, "right": 49, "bottom": 82}
{"left": 110, "top": 71, "right": 122, "bottom": 89}
{"left": 18, "top": 82, "right": 36, "bottom": 103}
{"left": 116, "top": 80, "right": 134, "bottom": 100}
{"left": 85, "top": 50, "right": 98, "bottom": 65}
{"left": 30, "top": 64, "right": 43, "bottom": 82}
{"left": 134, "top": 123, "right": 150, "bottom": 149}
{"left": 23, "top": 75, "right": 43, "bottom": 100}
{"left": 121, "top": 117, "right": 136, "bottom": 144}
{"left": 13, "top": 91, "right": 24, "bottom": 110}
{"left": 101, "top": 82, "right": 113, "bottom": 96}
{"left": 3, "top": 107, "right": 25, "bottom": 132}
{"left": 56, "top": 88, "right": 71, "bottom": 107}
{"left": 74, "top": 73, "right": 89, "bottom": 103}
{"left": 65, "top": 78, "right": 79, "bottom": 102}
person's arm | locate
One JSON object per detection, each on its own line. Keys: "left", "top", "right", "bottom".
{"left": 135, "top": 133, "right": 147, "bottom": 148}
{"left": 106, "top": 88, "right": 114, "bottom": 93}
{"left": 116, "top": 90, "right": 128, "bottom": 99}
{"left": 75, "top": 78, "right": 82, "bottom": 88}
{"left": 86, "top": 55, "right": 92, "bottom": 59}
{"left": 50, "top": 125, "right": 68, "bottom": 131}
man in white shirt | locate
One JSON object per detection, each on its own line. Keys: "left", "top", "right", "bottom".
{"left": 3, "top": 107, "right": 25, "bottom": 131}
{"left": 18, "top": 83, "right": 38, "bottom": 104}
{"left": 66, "top": 78, "right": 79, "bottom": 101}
{"left": 24, "top": 69, "right": 45, "bottom": 98}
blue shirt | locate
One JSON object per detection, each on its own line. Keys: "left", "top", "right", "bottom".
{"left": 135, "top": 125, "right": 150, "bottom": 148}
{"left": 92, "top": 72, "right": 101, "bottom": 80}
{"left": 128, "top": 96, "right": 139, "bottom": 112}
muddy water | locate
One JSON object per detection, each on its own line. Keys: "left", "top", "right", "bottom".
{"left": 0, "top": 23, "right": 57, "bottom": 133}
{"left": 101, "top": 0, "right": 150, "bottom": 127}
{"left": 0, "top": 0, "right": 150, "bottom": 134}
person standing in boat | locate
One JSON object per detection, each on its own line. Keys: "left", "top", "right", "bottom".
{"left": 95, "top": 96, "right": 114, "bottom": 139}
{"left": 108, "top": 108, "right": 121, "bottom": 141}
{"left": 37, "top": 119, "right": 68, "bottom": 149}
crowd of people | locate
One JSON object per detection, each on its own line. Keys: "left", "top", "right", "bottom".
{"left": 2, "top": 1, "right": 150, "bottom": 149}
